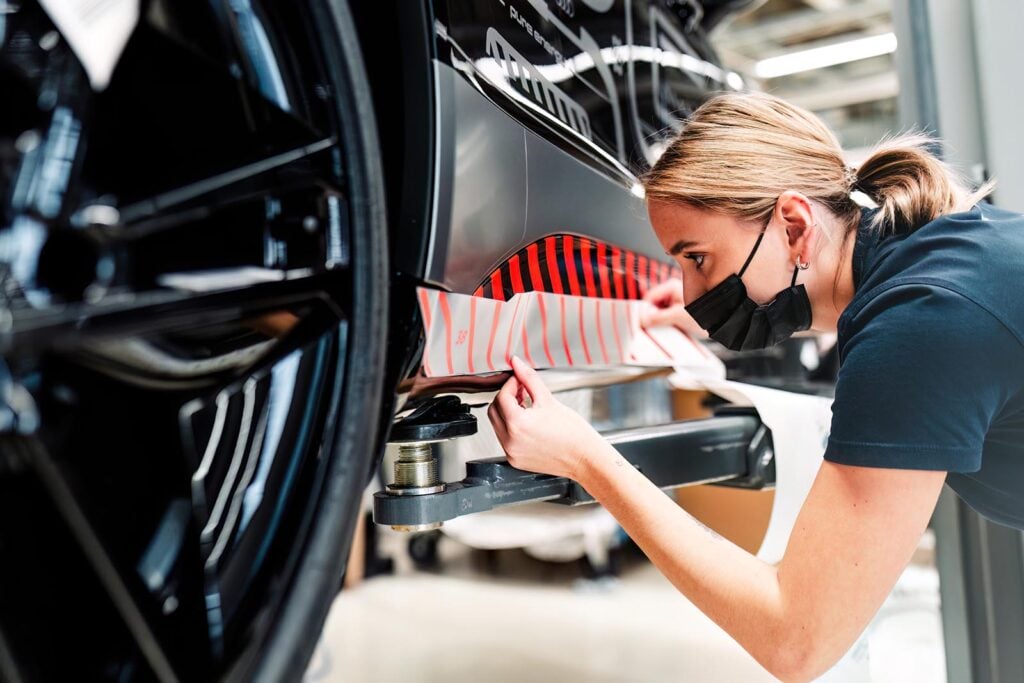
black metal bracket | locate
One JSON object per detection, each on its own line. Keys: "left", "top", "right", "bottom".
{"left": 708, "top": 406, "right": 775, "bottom": 490}
{"left": 389, "top": 395, "right": 477, "bottom": 443}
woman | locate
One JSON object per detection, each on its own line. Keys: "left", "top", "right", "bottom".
{"left": 487, "top": 92, "right": 1024, "bottom": 682}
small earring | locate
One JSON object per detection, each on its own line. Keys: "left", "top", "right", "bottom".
{"left": 795, "top": 256, "right": 810, "bottom": 270}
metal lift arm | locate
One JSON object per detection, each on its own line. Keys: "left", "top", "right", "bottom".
{"left": 374, "top": 408, "right": 773, "bottom": 529}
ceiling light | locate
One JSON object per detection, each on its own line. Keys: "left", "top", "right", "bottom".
{"left": 754, "top": 32, "right": 897, "bottom": 79}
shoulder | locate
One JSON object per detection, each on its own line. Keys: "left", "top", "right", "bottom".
{"left": 838, "top": 282, "right": 1021, "bottom": 365}
{"left": 827, "top": 282, "right": 1022, "bottom": 474}
{"left": 843, "top": 203, "right": 1024, "bottom": 347}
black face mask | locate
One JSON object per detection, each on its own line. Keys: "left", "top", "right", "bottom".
{"left": 685, "top": 228, "right": 812, "bottom": 351}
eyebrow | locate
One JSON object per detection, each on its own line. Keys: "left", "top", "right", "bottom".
{"left": 667, "top": 239, "right": 701, "bottom": 256}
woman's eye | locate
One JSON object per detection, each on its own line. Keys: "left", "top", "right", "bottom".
{"left": 686, "top": 254, "right": 705, "bottom": 270}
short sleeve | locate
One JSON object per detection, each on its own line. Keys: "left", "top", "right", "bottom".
{"left": 825, "top": 283, "right": 1020, "bottom": 473}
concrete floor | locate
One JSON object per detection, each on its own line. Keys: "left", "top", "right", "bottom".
{"left": 305, "top": 528, "right": 944, "bottom": 683}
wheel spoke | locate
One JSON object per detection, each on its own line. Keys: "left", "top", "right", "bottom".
{"left": 5, "top": 268, "right": 347, "bottom": 354}
{"left": 117, "top": 138, "right": 337, "bottom": 229}
{"left": 14, "top": 437, "right": 181, "bottom": 682}
{"left": 79, "top": 15, "right": 339, "bottom": 223}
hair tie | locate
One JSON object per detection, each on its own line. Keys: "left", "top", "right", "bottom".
{"left": 844, "top": 165, "right": 859, "bottom": 190}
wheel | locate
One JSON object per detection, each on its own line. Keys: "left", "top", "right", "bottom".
{"left": 0, "top": 1, "right": 387, "bottom": 681}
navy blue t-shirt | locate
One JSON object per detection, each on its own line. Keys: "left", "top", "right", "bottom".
{"left": 824, "top": 203, "right": 1024, "bottom": 529}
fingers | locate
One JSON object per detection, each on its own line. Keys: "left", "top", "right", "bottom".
{"left": 642, "top": 304, "right": 686, "bottom": 328}
{"left": 496, "top": 374, "right": 523, "bottom": 414}
{"left": 510, "top": 356, "right": 549, "bottom": 405}
{"left": 643, "top": 278, "right": 673, "bottom": 303}
{"left": 516, "top": 382, "right": 531, "bottom": 408}
{"left": 487, "top": 401, "right": 509, "bottom": 445}
{"left": 640, "top": 302, "right": 666, "bottom": 327}
{"left": 643, "top": 278, "right": 683, "bottom": 306}
{"left": 671, "top": 307, "right": 708, "bottom": 337}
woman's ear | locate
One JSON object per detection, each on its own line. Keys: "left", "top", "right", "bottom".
{"left": 776, "top": 190, "right": 815, "bottom": 265}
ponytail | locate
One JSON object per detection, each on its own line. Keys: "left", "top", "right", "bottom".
{"left": 854, "top": 134, "right": 995, "bottom": 234}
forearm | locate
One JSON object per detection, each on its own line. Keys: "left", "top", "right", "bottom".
{"left": 576, "top": 441, "right": 798, "bottom": 675}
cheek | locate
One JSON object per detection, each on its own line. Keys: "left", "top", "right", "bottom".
{"left": 740, "top": 269, "right": 791, "bottom": 305}
{"left": 738, "top": 254, "right": 787, "bottom": 303}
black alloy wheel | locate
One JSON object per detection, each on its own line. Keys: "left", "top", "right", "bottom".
{"left": 0, "top": 1, "right": 388, "bottom": 680}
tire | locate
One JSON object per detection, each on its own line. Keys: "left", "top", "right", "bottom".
{"left": 241, "top": 1, "right": 389, "bottom": 680}
{"left": 0, "top": 1, "right": 388, "bottom": 681}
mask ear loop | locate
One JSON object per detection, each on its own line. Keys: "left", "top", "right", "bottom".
{"left": 737, "top": 229, "right": 768, "bottom": 277}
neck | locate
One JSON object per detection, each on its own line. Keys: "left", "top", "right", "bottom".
{"left": 807, "top": 225, "right": 858, "bottom": 333}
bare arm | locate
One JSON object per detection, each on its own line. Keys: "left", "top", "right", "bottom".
{"left": 490, "top": 357, "right": 946, "bottom": 682}
{"left": 582, "top": 445, "right": 943, "bottom": 681}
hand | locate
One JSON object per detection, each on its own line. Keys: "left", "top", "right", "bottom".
{"left": 488, "top": 356, "right": 608, "bottom": 481}
{"left": 642, "top": 278, "right": 706, "bottom": 336}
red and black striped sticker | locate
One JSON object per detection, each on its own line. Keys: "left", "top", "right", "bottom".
{"left": 472, "top": 235, "right": 681, "bottom": 301}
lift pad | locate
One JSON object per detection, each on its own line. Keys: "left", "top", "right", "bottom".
{"left": 373, "top": 409, "right": 773, "bottom": 528}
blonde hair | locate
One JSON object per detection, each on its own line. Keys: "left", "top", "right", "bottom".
{"left": 642, "top": 92, "right": 994, "bottom": 235}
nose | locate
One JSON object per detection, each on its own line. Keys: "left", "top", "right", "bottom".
{"left": 680, "top": 269, "right": 705, "bottom": 307}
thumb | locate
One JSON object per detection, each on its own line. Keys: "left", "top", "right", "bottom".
{"left": 510, "top": 355, "right": 549, "bottom": 404}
